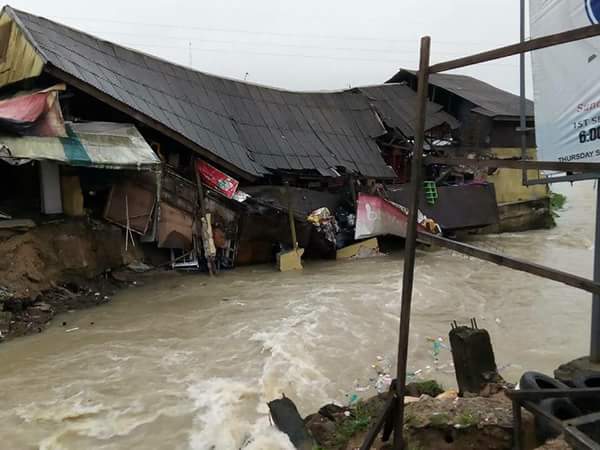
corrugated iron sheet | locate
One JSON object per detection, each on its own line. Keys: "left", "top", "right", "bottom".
{"left": 0, "top": 121, "right": 160, "bottom": 170}
{"left": 5, "top": 7, "right": 458, "bottom": 180}
{"left": 389, "top": 69, "right": 534, "bottom": 119}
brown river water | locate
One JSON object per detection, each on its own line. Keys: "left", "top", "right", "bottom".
{"left": 0, "top": 181, "right": 596, "bottom": 450}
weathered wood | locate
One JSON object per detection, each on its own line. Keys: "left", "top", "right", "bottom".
{"left": 268, "top": 397, "right": 315, "bottom": 450}
{"left": 194, "top": 160, "right": 216, "bottom": 275}
{"left": 418, "top": 232, "right": 600, "bottom": 295}
{"left": 426, "top": 156, "right": 600, "bottom": 173}
{"left": 394, "top": 36, "right": 431, "bottom": 450}
{"left": 430, "top": 23, "right": 600, "bottom": 73}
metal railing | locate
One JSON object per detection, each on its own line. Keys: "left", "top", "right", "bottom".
{"left": 360, "top": 16, "right": 600, "bottom": 450}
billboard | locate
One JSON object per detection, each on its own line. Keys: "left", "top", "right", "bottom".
{"left": 530, "top": 0, "right": 600, "bottom": 162}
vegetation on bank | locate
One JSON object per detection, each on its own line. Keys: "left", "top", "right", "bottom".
{"left": 550, "top": 191, "right": 567, "bottom": 213}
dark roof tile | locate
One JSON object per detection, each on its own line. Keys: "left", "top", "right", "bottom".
{"left": 7, "top": 6, "right": 454, "bottom": 179}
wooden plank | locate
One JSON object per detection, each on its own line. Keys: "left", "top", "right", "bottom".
{"left": 419, "top": 232, "right": 600, "bottom": 295}
{"left": 426, "top": 156, "right": 600, "bottom": 173}
{"left": 430, "top": 23, "right": 600, "bottom": 73}
{"left": 394, "top": 36, "right": 431, "bottom": 450}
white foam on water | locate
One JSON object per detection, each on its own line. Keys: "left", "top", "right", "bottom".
{"left": 249, "top": 301, "right": 334, "bottom": 412}
{"left": 187, "top": 378, "right": 294, "bottom": 450}
{"left": 18, "top": 389, "right": 195, "bottom": 449}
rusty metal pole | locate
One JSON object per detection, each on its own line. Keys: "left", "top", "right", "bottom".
{"left": 591, "top": 184, "right": 600, "bottom": 362}
{"left": 519, "top": 0, "right": 528, "bottom": 186}
{"left": 393, "top": 36, "right": 431, "bottom": 450}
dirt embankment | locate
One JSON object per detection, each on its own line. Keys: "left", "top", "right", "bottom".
{"left": 303, "top": 381, "right": 571, "bottom": 450}
{"left": 0, "top": 220, "right": 140, "bottom": 341}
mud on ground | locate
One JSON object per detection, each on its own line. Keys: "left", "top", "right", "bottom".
{"left": 0, "top": 219, "right": 142, "bottom": 341}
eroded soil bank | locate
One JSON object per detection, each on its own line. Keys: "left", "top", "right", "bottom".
{"left": 0, "top": 220, "right": 146, "bottom": 340}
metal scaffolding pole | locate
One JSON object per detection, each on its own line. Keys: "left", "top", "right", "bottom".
{"left": 393, "top": 35, "right": 430, "bottom": 450}
{"left": 519, "top": 0, "right": 528, "bottom": 185}
{"left": 592, "top": 184, "right": 600, "bottom": 362}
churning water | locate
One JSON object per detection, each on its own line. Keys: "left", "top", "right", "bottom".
{"left": 0, "top": 181, "right": 596, "bottom": 449}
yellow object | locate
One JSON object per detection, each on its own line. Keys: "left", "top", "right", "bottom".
{"left": 336, "top": 238, "right": 379, "bottom": 260}
{"left": 277, "top": 248, "right": 304, "bottom": 272}
{"left": 0, "top": 12, "right": 44, "bottom": 86}
{"left": 61, "top": 175, "right": 84, "bottom": 217}
{"left": 485, "top": 148, "right": 549, "bottom": 205}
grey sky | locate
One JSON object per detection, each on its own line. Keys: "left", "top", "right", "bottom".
{"left": 9, "top": 0, "right": 532, "bottom": 95}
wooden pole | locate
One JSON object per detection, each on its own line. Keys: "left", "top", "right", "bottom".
{"left": 429, "top": 23, "right": 600, "bottom": 73}
{"left": 285, "top": 183, "right": 298, "bottom": 250}
{"left": 194, "top": 159, "right": 215, "bottom": 276}
{"left": 417, "top": 231, "right": 600, "bottom": 295}
{"left": 393, "top": 35, "right": 430, "bottom": 450}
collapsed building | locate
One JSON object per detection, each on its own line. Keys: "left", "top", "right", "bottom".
{"left": 0, "top": 6, "right": 460, "bottom": 274}
{"left": 389, "top": 69, "right": 551, "bottom": 232}
{"left": 0, "top": 5, "right": 551, "bottom": 284}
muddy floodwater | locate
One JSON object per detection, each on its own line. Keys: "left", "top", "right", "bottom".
{"left": 0, "top": 181, "right": 596, "bottom": 450}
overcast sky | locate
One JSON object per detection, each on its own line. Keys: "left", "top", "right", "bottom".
{"left": 9, "top": 0, "right": 532, "bottom": 95}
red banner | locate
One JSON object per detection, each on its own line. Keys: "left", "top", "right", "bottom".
{"left": 196, "top": 160, "right": 239, "bottom": 199}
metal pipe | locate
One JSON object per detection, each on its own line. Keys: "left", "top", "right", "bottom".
{"left": 393, "top": 35, "right": 431, "bottom": 450}
{"left": 591, "top": 183, "right": 600, "bottom": 362}
{"left": 520, "top": 0, "right": 528, "bottom": 186}
{"left": 512, "top": 400, "right": 522, "bottom": 450}
{"left": 425, "top": 156, "right": 600, "bottom": 172}
{"left": 524, "top": 173, "right": 600, "bottom": 186}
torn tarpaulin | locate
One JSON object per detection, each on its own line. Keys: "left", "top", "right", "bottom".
{"left": 0, "top": 84, "right": 66, "bottom": 137}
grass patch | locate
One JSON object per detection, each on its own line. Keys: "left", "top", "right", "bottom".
{"left": 412, "top": 380, "right": 444, "bottom": 397}
{"left": 457, "top": 410, "right": 479, "bottom": 428}
{"left": 332, "top": 401, "right": 377, "bottom": 449}
{"left": 429, "top": 413, "right": 450, "bottom": 427}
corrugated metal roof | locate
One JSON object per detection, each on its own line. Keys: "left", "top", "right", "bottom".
{"left": 0, "top": 121, "right": 160, "bottom": 169}
{"left": 389, "top": 69, "right": 534, "bottom": 119}
{"left": 359, "top": 85, "right": 460, "bottom": 135}
{"left": 5, "top": 7, "right": 456, "bottom": 179}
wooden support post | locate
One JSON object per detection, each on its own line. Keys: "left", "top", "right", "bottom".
{"left": 286, "top": 183, "right": 298, "bottom": 250}
{"left": 393, "top": 35, "right": 431, "bottom": 450}
{"left": 194, "top": 159, "right": 216, "bottom": 276}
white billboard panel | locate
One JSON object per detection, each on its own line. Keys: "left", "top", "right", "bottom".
{"left": 530, "top": 0, "right": 600, "bottom": 162}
